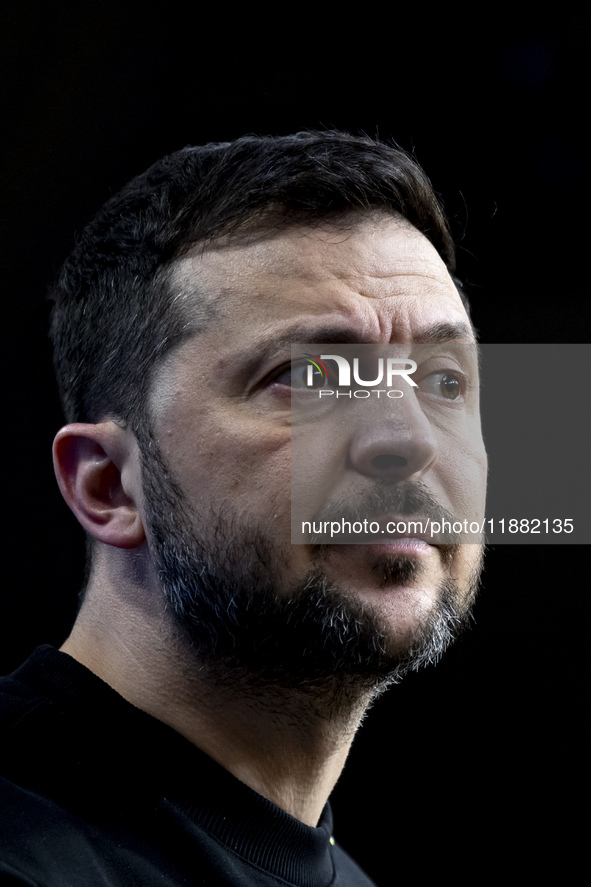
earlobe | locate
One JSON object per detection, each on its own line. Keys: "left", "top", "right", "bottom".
{"left": 53, "top": 423, "right": 146, "bottom": 550}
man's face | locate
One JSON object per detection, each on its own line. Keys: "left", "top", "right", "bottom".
{"left": 140, "top": 215, "right": 487, "bottom": 692}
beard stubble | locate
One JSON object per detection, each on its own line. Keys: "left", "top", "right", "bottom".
{"left": 137, "top": 424, "right": 483, "bottom": 705}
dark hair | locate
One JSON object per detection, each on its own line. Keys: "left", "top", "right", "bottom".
{"left": 49, "top": 130, "right": 465, "bottom": 427}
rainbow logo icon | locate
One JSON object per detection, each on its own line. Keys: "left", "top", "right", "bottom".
{"left": 301, "top": 353, "right": 329, "bottom": 387}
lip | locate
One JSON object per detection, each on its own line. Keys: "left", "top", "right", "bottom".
{"left": 312, "top": 514, "right": 443, "bottom": 546}
{"left": 341, "top": 539, "right": 436, "bottom": 559}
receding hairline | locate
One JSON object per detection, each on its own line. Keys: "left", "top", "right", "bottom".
{"left": 165, "top": 209, "right": 474, "bottom": 340}
{"left": 179, "top": 205, "right": 406, "bottom": 252}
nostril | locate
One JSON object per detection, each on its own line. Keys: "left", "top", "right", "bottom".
{"left": 371, "top": 454, "right": 407, "bottom": 470}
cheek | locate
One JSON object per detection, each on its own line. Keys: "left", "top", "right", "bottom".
{"left": 435, "top": 421, "right": 487, "bottom": 521}
{"left": 166, "top": 412, "right": 293, "bottom": 514}
{"left": 290, "top": 417, "right": 353, "bottom": 527}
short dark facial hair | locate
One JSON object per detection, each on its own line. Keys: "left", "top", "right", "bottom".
{"left": 137, "top": 422, "right": 484, "bottom": 701}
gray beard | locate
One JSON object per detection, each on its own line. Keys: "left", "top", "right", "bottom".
{"left": 138, "top": 427, "right": 483, "bottom": 705}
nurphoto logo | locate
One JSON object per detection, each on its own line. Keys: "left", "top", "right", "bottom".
{"left": 302, "top": 353, "right": 418, "bottom": 398}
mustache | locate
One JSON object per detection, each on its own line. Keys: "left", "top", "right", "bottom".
{"left": 308, "top": 480, "right": 462, "bottom": 547}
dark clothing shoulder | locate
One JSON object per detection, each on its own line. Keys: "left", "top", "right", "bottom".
{"left": 0, "top": 646, "right": 376, "bottom": 887}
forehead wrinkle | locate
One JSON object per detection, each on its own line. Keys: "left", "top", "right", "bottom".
{"left": 244, "top": 254, "right": 451, "bottom": 290}
{"left": 170, "top": 217, "right": 467, "bottom": 339}
{"left": 256, "top": 244, "right": 458, "bottom": 301}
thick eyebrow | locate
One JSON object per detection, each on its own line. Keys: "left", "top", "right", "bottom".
{"left": 259, "top": 320, "right": 475, "bottom": 353}
{"left": 273, "top": 320, "right": 476, "bottom": 350}
{"left": 411, "top": 321, "right": 476, "bottom": 344}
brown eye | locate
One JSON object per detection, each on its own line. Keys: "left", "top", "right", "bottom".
{"left": 419, "top": 371, "right": 465, "bottom": 401}
{"left": 440, "top": 373, "right": 461, "bottom": 399}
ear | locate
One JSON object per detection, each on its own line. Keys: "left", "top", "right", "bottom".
{"left": 53, "top": 422, "right": 146, "bottom": 550}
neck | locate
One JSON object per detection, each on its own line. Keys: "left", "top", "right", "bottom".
{"left": 61, "top": 563, "right": 375, "bottom": 827}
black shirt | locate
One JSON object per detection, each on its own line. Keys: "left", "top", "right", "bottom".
{"left": 0, "top": 647, "right": 376, "bottom": 886}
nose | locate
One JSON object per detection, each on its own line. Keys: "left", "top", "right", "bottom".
{"left": 347, "top": 399, "right": 437, "bottom": 481}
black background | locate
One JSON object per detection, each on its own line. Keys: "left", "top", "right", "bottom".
{"left": 1, "top": 4, "right": 588, "bottom": 882}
